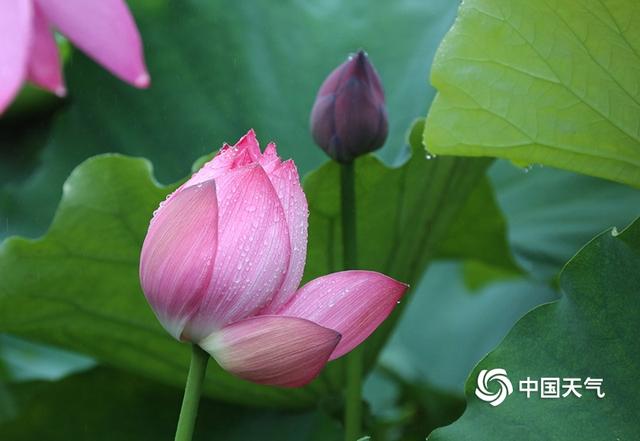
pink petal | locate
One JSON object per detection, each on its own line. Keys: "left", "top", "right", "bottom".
{"left": 187, "top": 134, "right": 308, "bottom": 316}
{"left": 35, "top": 0, "right": 149, "bottom": 87}
{"left": 181, "top": 145, "right": 238, "bottom": 189}
{"left": 199, "top": 315, "right": 340, "bottom": 387}
{"left": 184, "top": 130, "right": 261, "bottom": 189}
{"left": 139, "top": 180, "right": 218, "bottom": 340}
{"left": 182, "top": 164, "right": 291, "bottom": 341}
{"left": 277, "top": 270, "right": 408, "bottom": 360}
{"left": 27, "top": 4, "right": 65, "bottom": 96}
{"left": 259, "top": 142, "right": 281, "bottom": 173}
{"left": 259, "top": 159, "right": 309, "bottom": 314}
{"left": 234, "top": 129, "right": 261, "bottom": 162}
{"left": 0, "top": 0, "right": 32, "bottom": 113}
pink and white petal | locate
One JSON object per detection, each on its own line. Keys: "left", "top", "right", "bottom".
{"left": 35, "top": 0, "right": 149, "bottom": 87}
{"left": 259, "top": 159, "right": 309, "bottom": 314}
{"left": 182, "top": 164, "right": 291, "bottom": 341}
{"left": 200, "top": 315, "right": 340, "bottom": 387}
{"left": 233, "top": 129, "right": 261, "bottom": 162}
{"left": 140, "top": 180, "right": 218, "bottom": 341}
{"left": 277, "top": 270, "right": 408, "bottom": 360}
{"left": 28, "top": 4, "right": 65, "bottom": 96}
{"left": 184, "top": 130, "right": 261, "bottom": 189}
{"left": 182, "top": 144, "right": 238, "bottom": 189}
{"left": 0, "top": 0, "right": 32, "bottom": 113}
{"left": 259, "top": 142, "right": 281, "bottom": 174}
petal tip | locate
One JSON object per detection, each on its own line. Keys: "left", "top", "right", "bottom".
{"left": 264, "top": 142, "right": 278, "bottom": 157}
{"left": 234, "top": 129, "right": 261, "bottom": 158}
{"left": 134, "top": 72, "right": 151, "bottom": 88}
{"left": 279, "top": 270, "right": 408, "bottom": 361}
{"left": 54, "top": 85, "right": 67, "bottom": 97}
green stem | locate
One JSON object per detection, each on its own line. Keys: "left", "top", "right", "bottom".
{"left": 174, "top": 344, "right": 209, "bottom": 441}
{"left": 340, "top": 161, "right": 357, "bottom": 270}
{"left": 341, "top": 161, "right": 362, "bottom": 441}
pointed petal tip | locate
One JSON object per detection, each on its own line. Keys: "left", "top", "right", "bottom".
{"left": 237, "top": 128, "right": 257, "bottom": 143}
{"left": 351, "top": 49, "right": 372, "bottom": 77}
{"left": 269, "top": 159, "right": 301, "bottom": 185}
{"left": 383, "top": 274, "right": 410, "bottom": 290}
{"left": 278, "top": 270, "right": 408, "bottom": 361}
{"left": 234, "top": 129, "right": 261, "bottom": 158}
{"left": 36, "top": 0, "right": 149, "bottom": 91}
{"left": 134, "top": 72, "right": 150, "bottom": 88}
{"left": 258, "top": 142, "right": 282, "bottom": 173}
{"left": 54, "top": 85, "right": 67, "bottom": 97}
{"left": 272, "top": 157, "right": 293, "bottom": 172}
{"left": 264, "top": 141, "right": 277, "bottom": 154}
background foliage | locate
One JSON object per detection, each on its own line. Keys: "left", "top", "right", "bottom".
{"left": 430, "top": 218, "right": 640, "bottom": 440}
{"left": 0, "top": 0, "right": 638, "bottom": 439}
{"left": 424, "top": 0, "right": 640, "bottom": 187}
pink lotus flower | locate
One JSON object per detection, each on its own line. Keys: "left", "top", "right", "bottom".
{"left": 0, "top": 0, "right": 149, "bottom": 114}
{"left": 140, "top": 130, "right": 408, "bottom": 387}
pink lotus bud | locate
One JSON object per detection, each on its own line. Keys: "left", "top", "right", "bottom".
{"left": 0, "top": 0, "right": 149, "bottom": 115}
{"left": 140, "top": 130, "right": 408, "bottom": 387}
{"left": 310, "top": 50, "right": 388, "bottom": 163}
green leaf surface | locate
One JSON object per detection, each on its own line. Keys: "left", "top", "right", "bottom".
{"left": 0, "top": 368, "right": 342, "bottom": 441}
{"left": 0, "top": 0, "right": 459, "bottom": 240}
{"left": 365, "top": 366, "right": 466, "bottom": 440}
{"left": 490, "top": 160, "right": 640, "bottom": 279}
{"left": 0, "top": 126, "right": 491, "bottom": 407}
{"left": 410, "top": 119, "right": 520, "bottom": 277}
{"left": 0, "top": 381, "right": 16, "bottom": 425}
{"left": 424, "top": 0, "right": 640, "bottom": 187}
{"left": 378, "top": 262, "right": 557, "bottom": 394}
{"left": 460, "top": 260, "right": 522, "bottom": 291}
{"left": 430, "top": 218, "right": 640, "bottom": 440}
{"left": 0, "top": 335, "right": 94, "bottom": 382}
{"left": 437, "top": 176, "right": 521, "bottom": 279}
{"left": 369, "top": 158, "right": 640, "bottom": 400}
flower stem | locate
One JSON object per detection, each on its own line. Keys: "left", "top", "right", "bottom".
{"left": 174, "top": 344, "right": 209, "bottom": 441}
{"left": 341, "top": 160, "right": 362, "bottom": 440}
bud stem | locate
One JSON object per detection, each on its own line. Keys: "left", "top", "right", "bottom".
{"left": 174, "top": 344, "right": 209, "bottom": 441}
{"left": 341, "top": 160, "right": 363, "bottom": 440}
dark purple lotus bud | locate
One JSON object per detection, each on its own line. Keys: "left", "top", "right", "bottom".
{"left": 310, "top": 50, "right": 388, "bottom": 163}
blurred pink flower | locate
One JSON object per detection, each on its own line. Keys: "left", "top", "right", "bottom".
{"left": 139, "top": 130, "right": 408, "bottom": 387}
{"left": 0, "top": 0, "right": 149, "bottom": 114}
